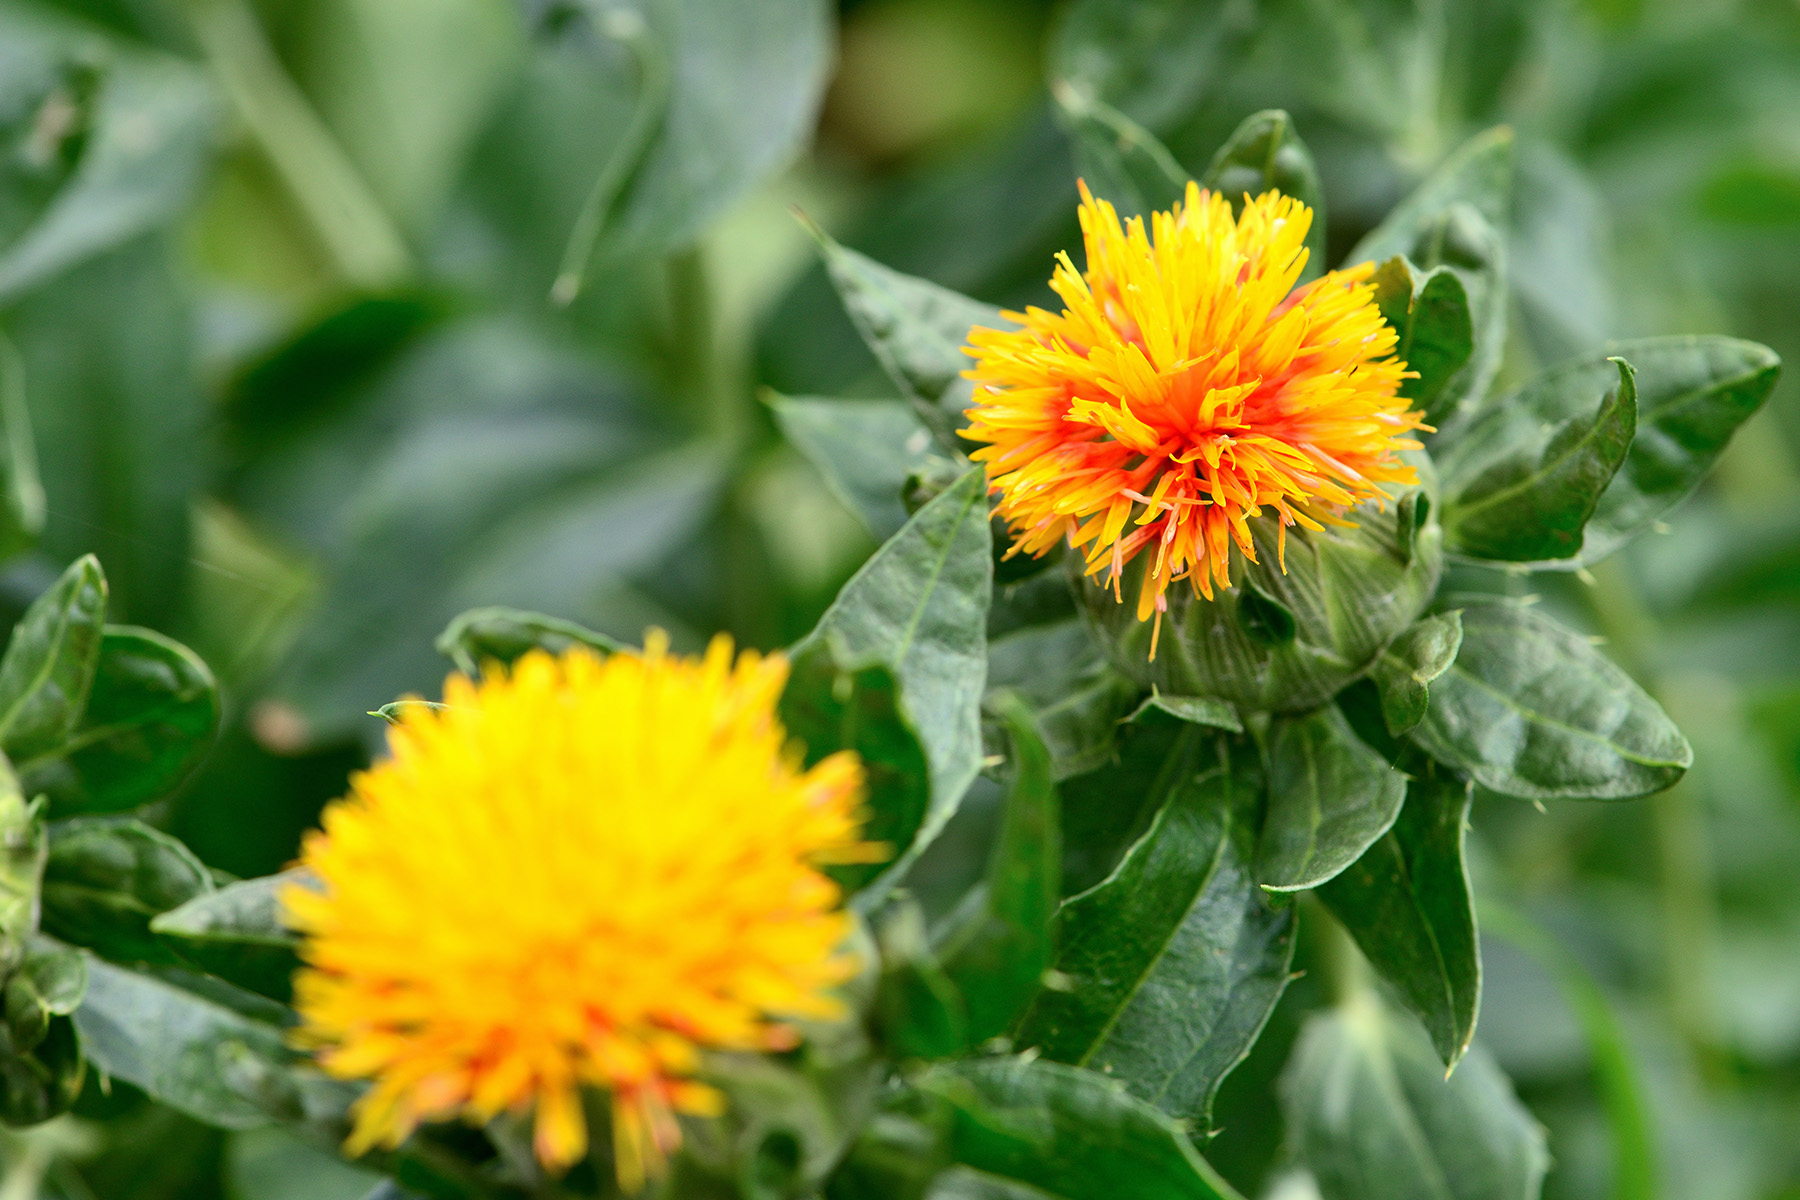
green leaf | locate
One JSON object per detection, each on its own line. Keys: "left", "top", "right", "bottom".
{"left": 1018, "top": 741, "right": 1295, "bottom": 1126}
{"left": 769, "top": 394, "right": 947, "bottom": 542}
{"left": 40, "top": 816, "right": 213, "bottom": 963}
{"left": 0, "top": 1005, "right": 83, "bottom": 1126}
{"left": 1318, "top": 768, "right": 1479, "bottom": 1068}
{"left": 17, "top": 940, "right": 87, "bottom": 1017}
{"left": 1052, "top": 82, "right": 1185, "bottom": 221}
{"left": 368, "top": 700, "right": 448, "bottom": 726}
{"left": 0, "top": 777, "right": 46, "bottom": 975}
{"left": 1282, "top": 997, "right": 1547, "bottom": 1200}
{"left": 796, "top": 469, "right": 992, "bottom": 873}
{"left": 1440, "top": 359, "right": 1637, "bottom": 562}
{"left": 1526, "top": 337, "right": 1782, "bottom": 568}
{"left": 152, "top": 871, "right": 308, "bottom": 1003}
{"left": 20, "top": 625, "right": 220, "bottom": 813}
{"left": 779, "top": 642, "right": 930, "bottom": 899}
{"left": 1369, "top": 612, "right": 1465, "bottom": 737}
{"left": 1370, "top": 257, "right": 1475, "bottom": 425}
{"left": 1200, "top": 110, "right": 1325, "bottom": 280}
{"left": 1352, "top": 129, "right": 1514, "bottom": 427}
{"left": 809, "top": 225, "right": 1003, "bottom": 445}
{"left": 0, "top": 334, "right": 47, "bottom": 560}
{"left": 1128, "top": 691, "right": 1243, "bottom": 733}
{"left": 226, "top": 1127, "right": 385, "bottom": 1200}
{"left": 1049, "top": 0, "right": 1244, "bottom": 131}
{"left": 873, "top": 897, "right": 967, "bottom": 1061}
{"left": 989, "top": 620, "right": 1140, "bottom": 781}
{"left": 434, "top": 606, "right": 627, "bottom": 677}
{"left": 938, "top": 693, "right": 1059, "bottom": 1044}
{"left": 1257, "top": 706, "right": 1408, "bottom": 893}
{"left": 0, "top": 554, "right": 106, "bottom": 764}
{"left": 918, "top": 1057, "right": 1245, "bottom": 1200}
{"left": 1410, "top": 603, "right": 1690, "bottom": 800}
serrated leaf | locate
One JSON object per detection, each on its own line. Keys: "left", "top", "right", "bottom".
{"left": 989, "top": 619, "right": 1140, "bottom": 780}
{"left": 779, "top": 643, "right": 929, "bottom": 898}
{"left": 1053, "top": 82, "right": 1185, "bottom": 221}
{"left": 1019, "top": 741, "right": 1294, "bottom": 1126}
{"left": 1369, "top": 612, "right": 1464, "bottom": 737}
{"left": 1128, "top": 691, "right": 1244, "bottom": 733}
{"left": 434, "top": 606, "right": 626, "bottom": 677}
{"left": 938, "top": 693, "right": 1059, "bottom": 1043}
{"left": 1440, "top": 359, "right": 1637, "bottom": 562}
{"left": 1525, "top": 336, "right": 1782, "bottom": 568}
{"left": 1257, "top": 706, "right": 1407, "bottom": 892}
{"left": 795, "top": 469, "right": 991, "bottom": 874}
{"left": 1282, "top": 997, "right": 1546, "bottom": 1200}
{"left": 918, "top": 1057, "right": 1245, "bottom": 1200}
{"left": 20, "top": 625, "right": 219, "bottom": 813}
{"left": 1371, "top": 257, "right": 1474, "bottom": 424}
{"left": 769, "top": 394, "right": 946, "bottom": 542}
{"left": 0, "top": 554, "right": 106, "bottom": 764}
{"left": 40, "top": 817, "right": 212, "bottom": 963}
{"left": 1318, "top": 768, "right": 1479, "bottom": 1067}
{"left": 1410, "top": 603, "right": 1690, "bottom": 800}
{"left": 153, "top": 871, "right": 309, "bottom": 1003}
{"left": 810, "top": 228, "right": 1003, "bottom": 445}
{"left": 1201, "top": 109, "right": 1325, "bottom": 281}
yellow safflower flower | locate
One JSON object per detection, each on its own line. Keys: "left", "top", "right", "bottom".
{"left": 285, "top": 635, "right": 872, "bottom": 1189}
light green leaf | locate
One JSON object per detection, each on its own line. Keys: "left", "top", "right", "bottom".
{"left": 1318, "top": 768, "right": 1479, "bottom": 1067}
{"left": 919, "top": 1057, "right": 1245, "bottom": 1200}
{"left": 769, "top": 394, "right": 946, "bottom": 542}
{"left": 1440, "top": 359, "right": 1637, "bottom": 562}
{"left": 989, "top": 620, "right": 1140, "bottom": 780}
{"left": 1410, "top": 603, "right": 1690, "bottom": 800}
{"left": 0, "top": 554, "right": 106, "bottom": 764}
{"left": 796, "top": 469, "right": 992, "bottom": 872}
{"left": 153, "top": 870, "right": 309, "bottom": 1003}
{"left": 939, "top": 693, "right": 1059, "bottom": 1043}
{"left": 0, "top": 334, "right": 46, "bottom": 560}
{"left": 227, "top": 1127, "right": 384, "bottom": 1200}
{"left": 1053, "top": 82, "right": 1185, "bottom": 221}
{"left": 434, "top": 606, "right": 626, "bottom": 677}
{"left": 1282, "top": 997, "right": 1547, "bottom": 1200}
{"left": 1257, "top": 706, "right": 1408, "bottom": 892}
{"left": 1370, "top": 257, "right": 1474, "bottom": 426}
{"left": 1128, "top": 690, "right": 1243, "bottom": 733}
{"left": 1369, "top": 612, "right": 1464, "bottom": 737}
{"left": 1201, "top": 110, "right": 1325, "bottom": 280}
{"left": 40, "top": 816, "right": 213, "bottom": 963}
{"left": 0, "top": 774, "right": 46, "bottom": 974}
{"left": 1019, "top": 741, "right": 1294, "bottom": 1126}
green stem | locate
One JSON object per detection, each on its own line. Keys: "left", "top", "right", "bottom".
{"left": 1304, "top": 894, "right": 1373, "bottom": 1011}
{"left": 178, "top": 0, "right": 411, "bottom": 289}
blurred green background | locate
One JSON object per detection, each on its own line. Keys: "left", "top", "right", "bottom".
{"left": 3, "top": 0, "right": 1800, "bottom": 1196}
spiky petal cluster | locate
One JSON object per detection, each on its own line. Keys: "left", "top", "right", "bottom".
{"left": 285, "top": 636, "right": 872, "bottom": 1189}
{"left": 962, "top": 182, "right": 1426, "bottom": 646}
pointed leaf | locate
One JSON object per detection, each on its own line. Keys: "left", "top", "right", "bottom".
{"left": 1369, "top": 612, "right": 1464, "bottom": 737}
{"left": 1257, "top": 706, "right": 1408, "bottom": 892}
{"left": 0, "top": 335, "right": 46, "bottom": 559}
{"left": 1410, "top": 603, "right": 1690, "bottom": 800}
{"left": 1282, "top": 998, "right": 1547, "bottom": 1200}
{"left": 1440, "top": 359, "right": 1637, "bottom": 562}
{"left": 1318, "top": 768, "right": 1480, "bottom": 1067}
{"left": 1019, "top": 742, "right": 1295, "bottom": 1126}
{"left": 152, "top": 871, "right": 309, "bottom": 1003}
{"left": 1201, "top": 110, "right": 1325, "bottom": 280}
{"left": 919, "top": 1057, "right": 1245, "bottom": 1200}
{"left": 40, "top": 817, "right": 211, "bottom": 963}
{"left": 0, "top": 554, "right": 106, "bottom": 763}
{"left": 796, "top": 469, "right": 992, "bottom": 872}
{"left": 939, "top": 693, "right": 1059, "bottom": 1043}
{"left": 769, "top": 394, "right": 946, "bottom": 542}
{"left": 1371, "top": 257, "right": 1474, "bottom": 424}
{"left": 1054, "top": 82, "right": 1186, "bottom": 221}
{"left": 1128, "top": 691, "right": 1244, "bottom": 733}
{"left": 988, "top": 619, "right": 1139, "bottom": 781}
{"left": 434, "top": 606, "right": 626, "bottom": 677}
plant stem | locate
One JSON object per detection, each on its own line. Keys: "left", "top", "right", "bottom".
{"left": 178, "top": 0, "right": 411, "bottom": 289}
{"left": 1304, "top": 894, "right": 1373, "bottom": 1011}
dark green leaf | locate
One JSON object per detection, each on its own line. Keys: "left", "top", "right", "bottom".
{"left": 1353, "top": 128, "right": 1514, "bottom": 261}
{"left": 1440, "top": 359, "right": 1637, "bottom": 562}
{"left": 1049, "top": 0, "right": 1244, "bottom": 130}
{"left": 810, "top": 226, "right": 1003, "bottom": 445}
{"left": 434, "top": 606, "right": 626, "bottom": 677}
{"left": 1371, "top": 257, "right": 1475, "bottom": 424}
{"left": 1019, "top": 743, "right": 1294, "bottom": 1126}
{"left": 989, "top": 620, "right": 1140, "bottom": 780}
{"left": 1282, "top": 998, "right": 1546, "bottom": 1200}
{"left": 918, "top": 1057, "right": 1244, "bottom": 1200}
{"left": 1528, "top": 337, "right": 1782, "bottom": 568}
{"left": 780, "top": 642, "right": 930, "bottom": 898}
{"left": 938, "top": 693, "right": 1059, "bottom": 1043}
{"left": 1318, "top": 769, "right": 1479, "bottom": 1067}
{"left": 1369, "top": 612, "right": 1465, "bottom": 737}
{"left": 769, "top": 394, "right": 947, "bottom": 542}
{"left": 17, "top": 940, "right": 86, "bottom": 1016}
{"left": 1200, "top": 110, "right": 1325, "bottom": 280}
{"left": 0, "top": 554, "right": 106, "bottom": 763}
{"left": 796, "top": 469, "right": 992, "bottom": 872}
{"left": 1411, "top": 603, "right": 1690, "bottom": 800}
{"left": 1257, "top": 706, "right": 1407, "bottom": 892}
{"left": 873, "top": 897, "right": 967, "bottom": 1061}
{"left": 40, "top": 816, "right": 212, "bottom": 963}
{"left": 21, "top": 625, "right": 219, "bottom": 813}
{"left": 1053, "top": 82, "right": 1185, "bottom": 221}
{"left": 1127, "top": 691, "right": 1243, "bottom": 733}
{"left": 152, "top": 870, "right": 309, "bottom": 1003}
{"left": 0, "top": 1009, "right": 82, "bottom": 1125}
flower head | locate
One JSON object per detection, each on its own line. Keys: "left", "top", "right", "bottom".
{"left": 962, "top": 182, "right": 1426, "bottom": 652}
{"left": 285, "top": 636, "right": 872, "bottom": 1189}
